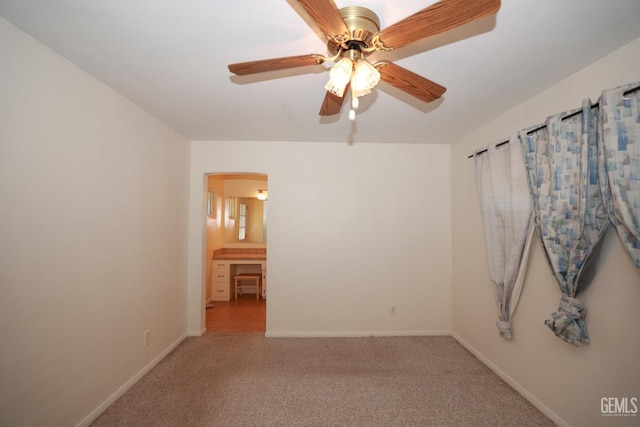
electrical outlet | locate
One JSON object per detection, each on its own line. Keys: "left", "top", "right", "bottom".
{"left": 390, "top": 306, "right": 397, "bottom": 316}
{"left": 144, "top": 329, "right": 151, "bottom": 346}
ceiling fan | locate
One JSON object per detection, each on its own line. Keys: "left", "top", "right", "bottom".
{"left": 228, "top": 0, "right": 501, "bottom": 119}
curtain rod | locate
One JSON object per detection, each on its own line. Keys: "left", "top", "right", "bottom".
{"left": 466, "top": 103, "right": 599, "bottom": 159}
{"left": 467, "top": 85, "right": 640, "bottom": 159}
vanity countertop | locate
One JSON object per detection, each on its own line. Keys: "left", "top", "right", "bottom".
{"left": 212, "top": 248, "right": 266, "bottom": 261}
{"left": 212, "top": 254, "right": 266, "bottom": 261}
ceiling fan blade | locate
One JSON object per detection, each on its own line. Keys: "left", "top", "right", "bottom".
{"left": 319, "top": 84, "right": 349, "bottom": 116}
{"left": 228, "top": 54, "right": 324, "bottom": 76}
{"left": 297, "top": 0, "right": 349, "bottom": 40}
{"left": 378, "top": 62, "right": 446, "bottom": 103}
{"left": 377, "top": 0, "right": 501, "bottom": 50}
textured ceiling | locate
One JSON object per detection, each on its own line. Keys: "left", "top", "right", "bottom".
{"left": 2, "top": 0, "right": 640, "bottom": 143}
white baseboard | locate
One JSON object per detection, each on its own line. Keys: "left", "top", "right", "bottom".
{"left": 451, "top": 332, "right": 568, "bottom": 427}
{"left": 187, "top": 327, "right": 207, "bottom": 336}
{"left": 76, "top": 332, "right": 188, "bottom": 427}
{"left": 264, "top": 329, "right": 451, "bottom": 338}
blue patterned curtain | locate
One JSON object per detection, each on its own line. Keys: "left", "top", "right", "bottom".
{"left": 598, "top": 82, "right": 640, "bottom": 268}
{"left": 520, "top": 99, "right": 609, "bottom": 346}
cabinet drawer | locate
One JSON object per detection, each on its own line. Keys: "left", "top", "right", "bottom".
{"left": 212, "top": 261, "right": 228, "bottom": 269}
{"left": 212, "top": 286, "right": 230, "bottom": 300}
{"left": 212, "top": 268, "right": 228, "bottom": 282}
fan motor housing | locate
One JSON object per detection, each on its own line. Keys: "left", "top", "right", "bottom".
{"left": 327, "top": 6, "right": 380, "bottom": 56}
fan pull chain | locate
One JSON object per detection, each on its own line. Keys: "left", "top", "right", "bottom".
{"left": 349, "top": 96, "right": 360, "bottom": 121}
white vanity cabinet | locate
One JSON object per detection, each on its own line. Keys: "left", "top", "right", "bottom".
{"left": 210, "top": 259, "right": 267, "bottom": 301}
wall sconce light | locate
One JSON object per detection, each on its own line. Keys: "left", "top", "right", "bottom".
{"left": 256, "top": 189, "right": 268, "bottom": 201}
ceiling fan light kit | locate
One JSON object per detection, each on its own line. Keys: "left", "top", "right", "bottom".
{"left": 228, "top": 0, "right": 501, "bottom": 120}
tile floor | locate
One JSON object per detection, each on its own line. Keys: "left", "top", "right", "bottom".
{"left": 205, "top": 294, "right": 266, "bottom": 333}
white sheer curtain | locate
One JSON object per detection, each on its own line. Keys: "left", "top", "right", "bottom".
{"left": 474, "top": 134, "right": 534, "bottom": 339}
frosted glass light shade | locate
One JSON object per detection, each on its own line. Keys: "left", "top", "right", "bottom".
{"left": 324, "top": 57, "right": 353, "bottom": 97}
{"left": 351, "top": 59, "right": 380, "bottom": 98}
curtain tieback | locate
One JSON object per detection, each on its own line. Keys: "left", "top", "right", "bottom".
{"left": 544, "top": 294, "right": 590, "bottom": 345}
{"left": 496, "top": 320, "right": 512, "bottom": 339}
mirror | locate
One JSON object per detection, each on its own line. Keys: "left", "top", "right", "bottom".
{"left": 224, "top": 197, "right": 266, "bottom": 243}
{"left": 207, "top": 188, "right": 216, "bottom": 219}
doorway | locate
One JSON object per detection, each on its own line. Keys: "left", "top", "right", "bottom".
{"left": 204, "top": 173, "right": 267, "bottom": 333}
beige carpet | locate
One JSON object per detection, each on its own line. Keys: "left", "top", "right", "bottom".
{"left": 92, "top": 334, "right": 554, "bottom": 426}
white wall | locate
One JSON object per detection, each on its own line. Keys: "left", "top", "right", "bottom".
{"left": 451, "top": 37, "right": 640, "bottom": 427}
{"left": 189, "top": 142, "right": 452, "bottom": 337}
{"left": 0, "top": 18, "right": 190, "bottom": 427}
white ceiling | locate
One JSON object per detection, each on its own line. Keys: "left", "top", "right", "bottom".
{"left": 2, "top": 0, "right": 640, "bottom": 144}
